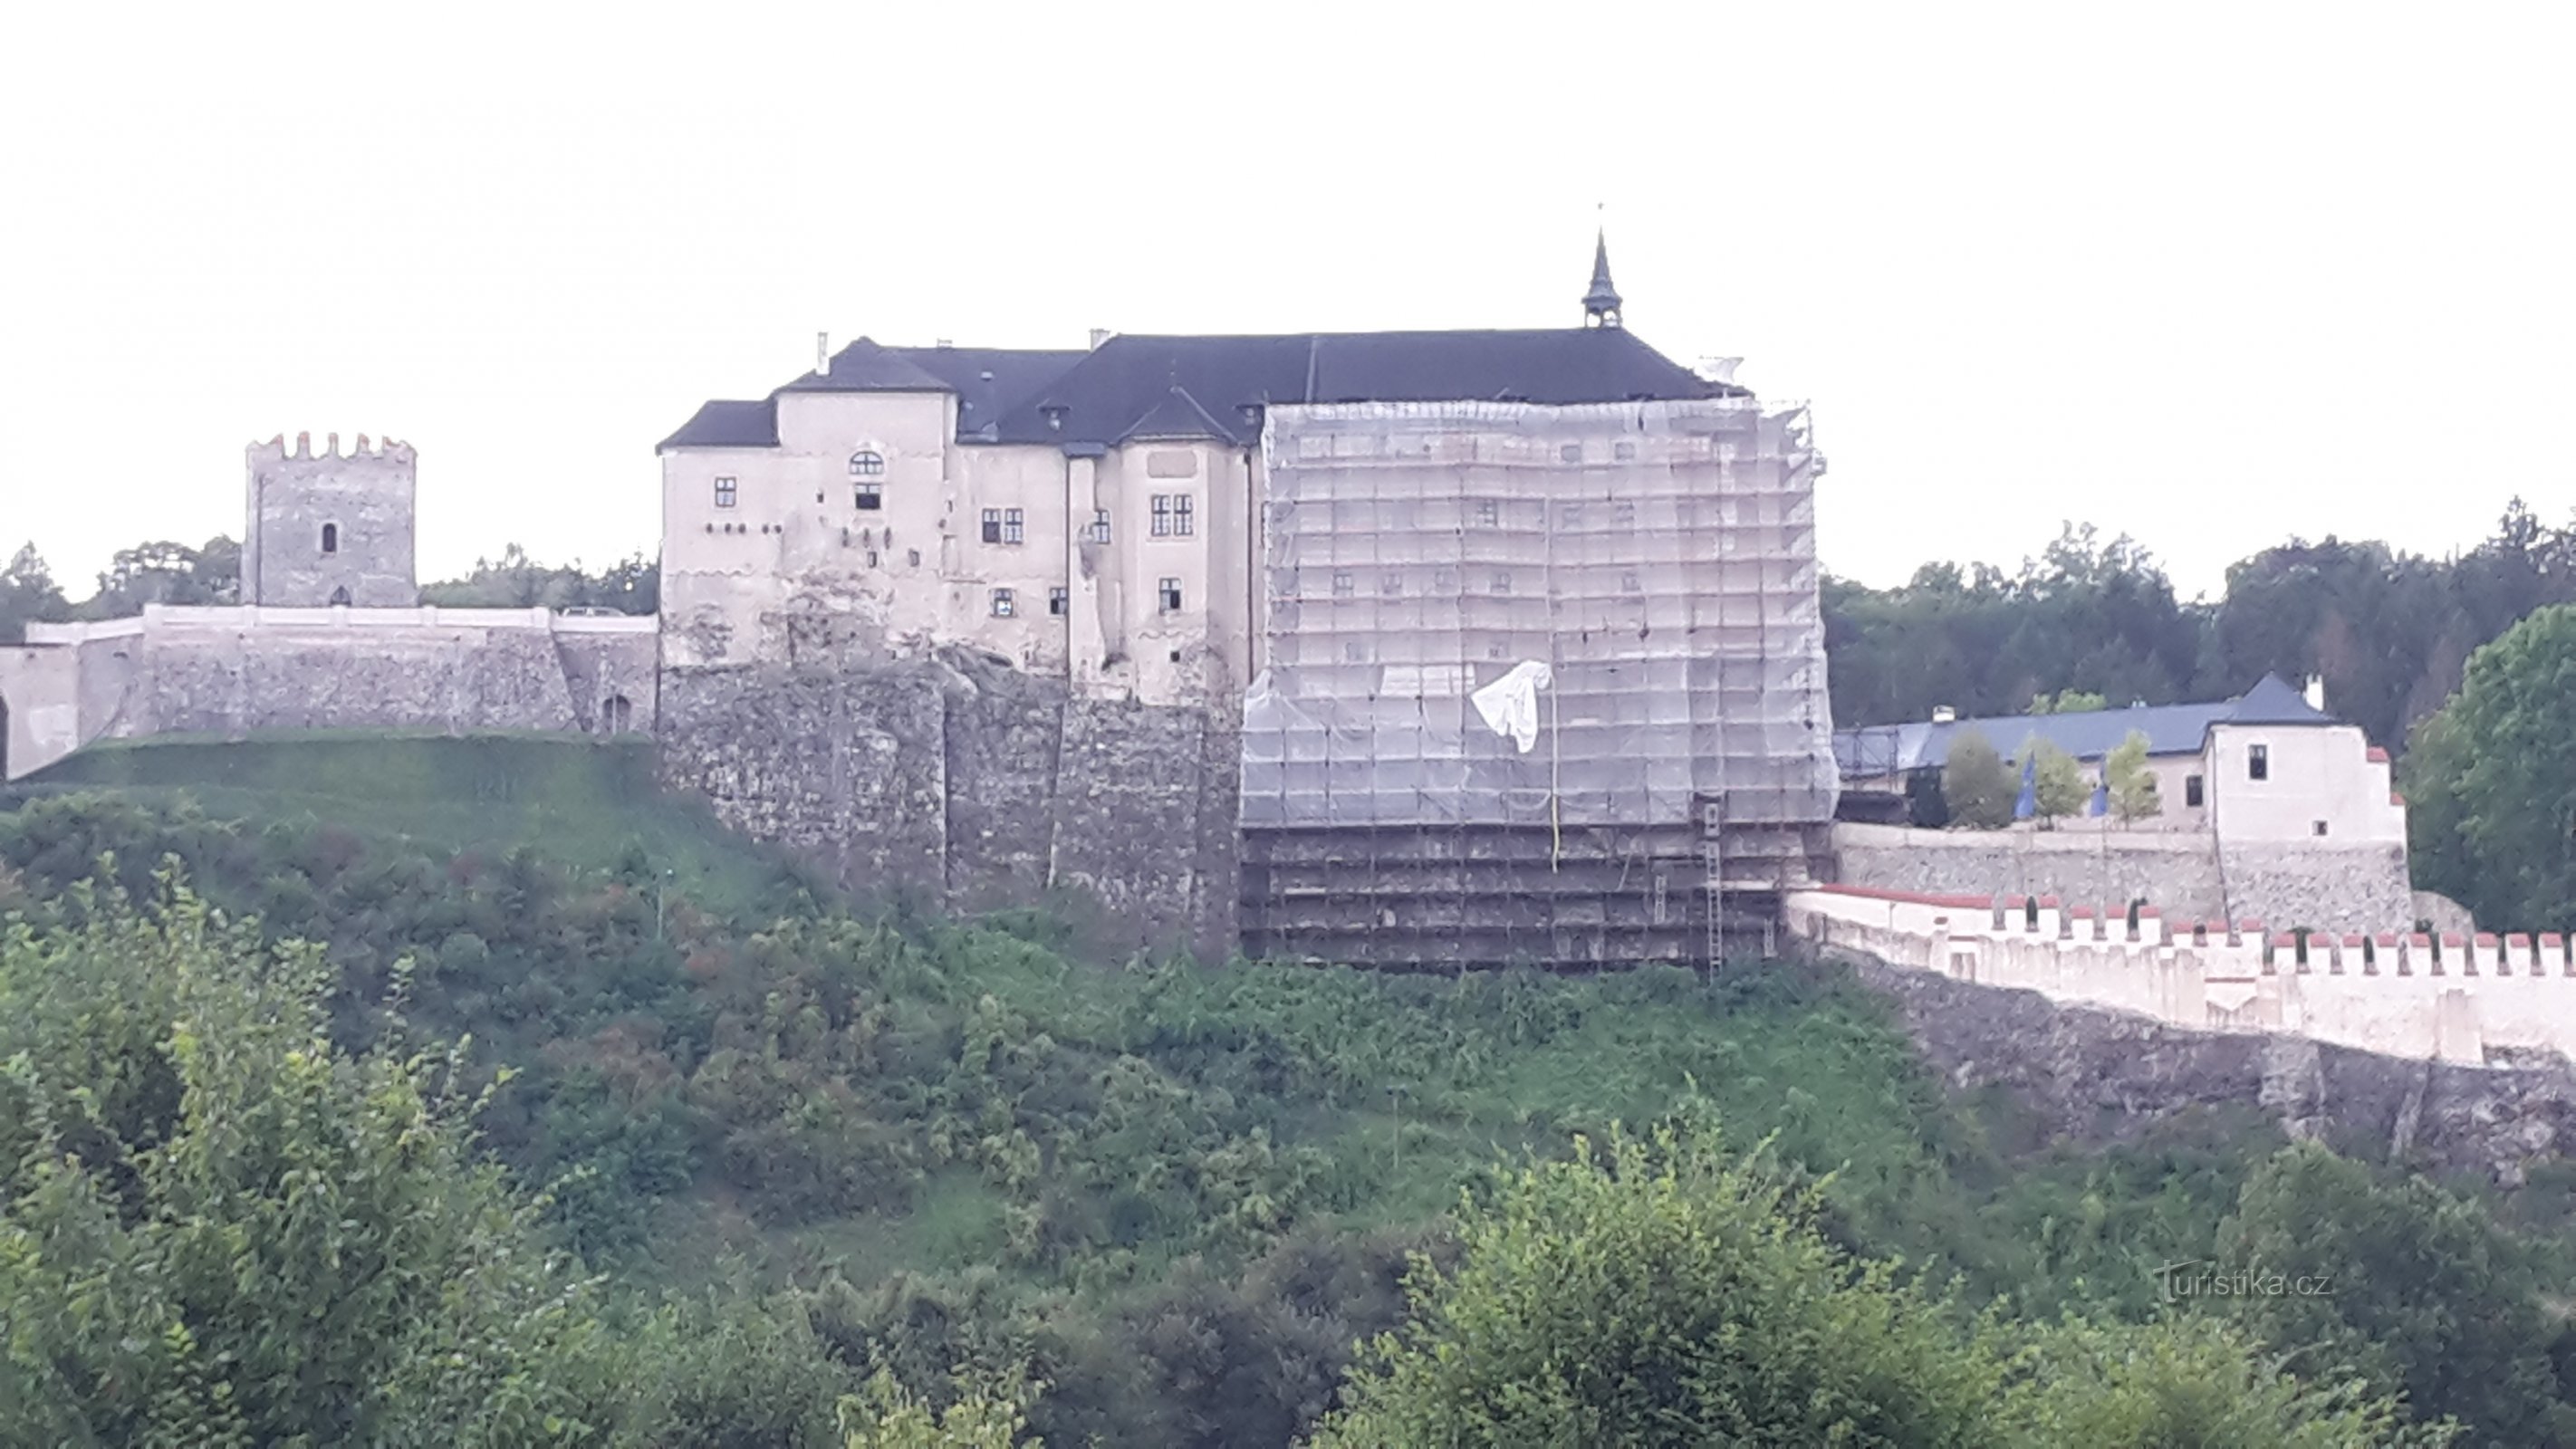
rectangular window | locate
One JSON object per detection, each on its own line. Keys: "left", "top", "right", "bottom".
{"left": 1331, "top": 571, "right": 1354, "bottom": 598}
{"left": 1490, "top": 571, "right": 1512, "bottom": 595}
{"left": 854, "top": 482, "right": 882, "bottom": 510}
{"left": 1158, "top": 577, "right": 1183, "bottom": 612}
{"left": 1089, "top": 509, "right": 1112, "bottom": 543}
{"left": 2185, "top": 774, "right": 2205, "bottom": 808}
{"left": 1620, "top": 571, "right": 1643, "bottom": 594}
{"left": 1474, "top": 500, "right": 1499, "bottom": 527}
{"left": 714, "top": 477, "right": 737, "bottom": 509}
{"left": 1003, "top": 508, "right": 1024, "bottom": 544}
{"left": 1379, "top": 572, "right": 1403, "bottom": 596}
{"left": 990, "top": 588, "right": 1014, "bottom": 618}
{"left": 2248, "top": 744, "right": 2269, "bottom": 781}
{"left": 2313, "top": 820, "right": 2330, "bottom": 837}
{"left": 1150, "top": 496, "right": 1171, "bottom": 536}
{"left": 981, "top": 509, "right": 1002, "bottom": 543}
{"left": 1048, "top": 587, "right": 1068, "bottom": 616}
{"left": 1150, "top": 494, "right": 1193, "bottom": 537}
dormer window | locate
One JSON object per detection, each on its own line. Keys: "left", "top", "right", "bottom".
{"left": 320, "top": 523, "right": 340, "bottom": 554}
{"left": 849, "top": 450, "right": 886, "bottom": 477}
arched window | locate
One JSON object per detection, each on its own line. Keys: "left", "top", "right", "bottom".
{"left": 602, "top": 695, "right": 632, "bottom": 734}
{"left": 321, "top": 523, "right": 340, "bottom": 554}
{"left": 849, "top": 449, "right": 886, "bottom": 477}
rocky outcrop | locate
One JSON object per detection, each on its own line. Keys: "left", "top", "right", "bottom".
{"left": 1837, "top": 948, "right": 2576, "bottom": 1185}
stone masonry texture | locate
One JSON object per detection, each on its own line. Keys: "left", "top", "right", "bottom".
{"left": 657, "top": 649, "right": 1238, "bottom": 959}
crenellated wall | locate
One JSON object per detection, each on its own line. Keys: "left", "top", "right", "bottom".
{"left": 1787, "top": 883, "right": 2576, "bottom": 1065}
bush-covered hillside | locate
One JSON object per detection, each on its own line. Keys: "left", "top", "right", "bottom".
{"left": 5, "top": 737, "right": 2574, "bottom": 1445}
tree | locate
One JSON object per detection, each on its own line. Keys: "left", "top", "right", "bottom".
{"left": 0, "top": 542, "right": 70, "bottom": 643}
{"left": 1943, "top": 728, "right": 2016, "bottom": 830}
{"left": 1308, "top": 1118, "right": 2430, "bottom": 1448}
{"left": 2031, "top": 689, "right": 2110, "bottom": 715}
{"left": 1309, "top": 1121, "right": 2012, "bottom": 1447}
{"left": 2404, "top": 603, "right": 2576, "bottom": 931}
{"left": 838, "top": 1367, "right": 1041, "bottom": 1448}
{"left": 2021, "top": 740, "right": 2090, "bottom": 826}
{"left": 422, "top": 547, "right": 660, "bottom": 615}
{"left": 78, "top": 536, "right": 239, "bottom": 617}
{"left": 2221, "top": 1142, "right": 2572, "bottom": 1446}
{"left": 2105, "top": 729, "right": 2162, "bottom": 824}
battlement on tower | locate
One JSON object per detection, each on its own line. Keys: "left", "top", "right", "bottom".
{"left": 242, "top": 431, "right": 419, "bottom": 608}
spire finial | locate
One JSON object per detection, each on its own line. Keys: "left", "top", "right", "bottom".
{"left": 1582, "top": 211, "right": 1623, "bottom": 328}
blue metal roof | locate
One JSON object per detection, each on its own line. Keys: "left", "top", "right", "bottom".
{"left": 1832, "top": 674, "right": 2337, "bottom": 775}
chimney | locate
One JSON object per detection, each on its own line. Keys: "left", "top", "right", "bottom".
{"left": 817, "top": 331, "right": 831, "bottom": 377}
{"left": 1090, "top": 328, "right": 1114, "bottom": 350}
{"left": 1931, "top": 705, "right": 1957, "bottom": 724}
{"left": 2303, "top": 675, "right": 2326, "bottom": 712}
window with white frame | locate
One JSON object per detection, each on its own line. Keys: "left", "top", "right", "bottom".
{"left": 1002, "top": 508, "right": 1024, "bottom": 544}
{"left": 1158, "top": 577, "right": 1183, "bottom": 612}
{"left": 1150, "top": 494, "right": 1195, "bottom": 537}
{"left": 849, "top": 450, "right": 886, "bottom": 477}
{"left": 854, "top": 482, "right": 882, "bottom": 510}
{"left": 714, "top": 477, "right": 737, "bottom": 508}
{"left": 981, "top": 509, "right": 1002, "bottom": 543}
{"left": 1048, "top": 587, "right": 1068, "bottom": 616}
{"left": 990, "top": 588, "right": 1015, "bottom": 617}
{"left": 1089, "top": 509, "right": 1112, "bottom": 543}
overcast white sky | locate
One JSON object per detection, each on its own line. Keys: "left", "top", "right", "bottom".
{"left": 3, "top": 3, "right": 2569, "bottom": 600}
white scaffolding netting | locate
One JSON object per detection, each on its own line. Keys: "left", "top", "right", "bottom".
{"left": 1239, "top": 399, "right": 1838, "bottom": 832}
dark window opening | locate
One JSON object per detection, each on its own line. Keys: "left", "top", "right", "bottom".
{"left": 2313, "top": 820, "right": 2330, "bottom": 837}
{"left": 855, "top": 483, "right": 882, "bottom": 510}
{"left": 2248, "top": 744, "right": 2269, "bottom": 781}
{"left": 981, "top": 509, "right": 1002, "bottom": 543}
{"left": 328, "top": 585, "right": 351, "bottom": 607}
{"left": 320, "top": 523, "right": 340, "bottom": 554}
{"left": 602, "top": 695, "right": 633, "bottom": 734}
{"left": 1048, "top": 587, "right": 1068, "bottom": 616}
{"left": 1158, "top": 577, "right": 1183, "bottom": 612}
{"left": 2185, "top": 774, "right": 2205, "bottom": 807}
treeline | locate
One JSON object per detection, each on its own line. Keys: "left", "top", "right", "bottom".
{"left": 1826, "top": 501, "right": 2576, "bottom": 753}
{"left": 0, "top": 538, "right": 656, "bottom": 641}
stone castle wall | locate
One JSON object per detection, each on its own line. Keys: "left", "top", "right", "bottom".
{"left": 1789, "top": 884, "right": 2575, "bottom": 1066}
{"left": 1832, "top": 821, "right": 2415, "bottom": 932}
{"left": 655, "top": 651, "right": 1238, "bottom": 960}
{"left": 1, "top": 607, "right": 656, "bottom": 779}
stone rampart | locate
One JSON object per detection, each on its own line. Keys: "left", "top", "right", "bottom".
{"left": 656, "top": 652, "right": 1237, "bottom": 959}
{"left": 1788, "top": 884, "right": 2576, "bottom": 1066}
{"left": 1831, "top": 821, "right": 2413, "bottom": 932}
{"left": 1, "top": 606, "right": 657, "bottom": 779}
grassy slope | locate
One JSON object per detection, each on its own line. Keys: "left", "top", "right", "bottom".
{"left": 6, "top": 733, "right": 2269, "bottom": 1324}
{"left": 19, "top": 732, "right": 793, "bottom": 917}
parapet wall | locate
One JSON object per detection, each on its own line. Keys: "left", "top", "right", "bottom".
{"left": 1831, "top": 821, "right": 2414, "bottom": 932}
{"left": 655, "top": 652, "right": 1238, "bottom": 959}
{"left": 0, "top": 606, "right": 657, "bottom": 779}
{"left": 1788, "top": 884, "right": 2576, "bottom": 1065}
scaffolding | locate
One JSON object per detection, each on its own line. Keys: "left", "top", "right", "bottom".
{"left": 1238, "top": 398, "right": 1838, "bottom": 969}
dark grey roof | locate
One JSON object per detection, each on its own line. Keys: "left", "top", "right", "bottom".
{"left": 988, "top": 328, "right": 1739, "bottom": 446}
{"left": 659, "top": 326, "right": 1741, "bottom": 454}
{"left": 657, "top": 398, "right": 778, "bottom": 450}
{"left": 1832, "top": 673, "right": 2340, "bottom": 775}
{"left": 1120, "top": 384, "right": 1239, "bottom": 443}
{"left": 775, "top": 337, "right": 954, "bottom": 393}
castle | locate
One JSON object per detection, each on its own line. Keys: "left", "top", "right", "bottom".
{"left": 2, "top": 242, "right": 2494, "bottom": 1058}
{"left": 0, "top": 432, "right": 657, "bottom": 778}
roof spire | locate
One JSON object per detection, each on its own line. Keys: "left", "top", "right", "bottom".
{"left": 1583, "top": 212, "right": 1624, "bottom": 328}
